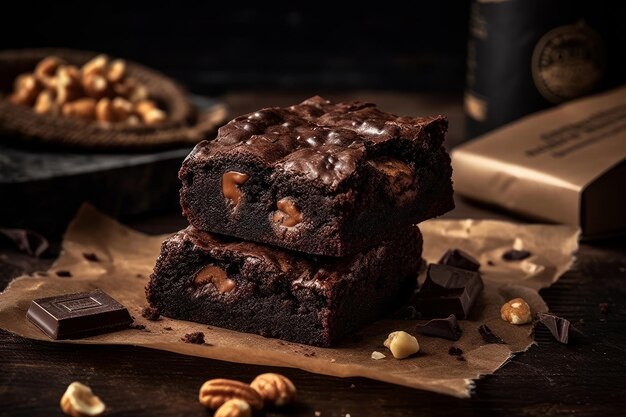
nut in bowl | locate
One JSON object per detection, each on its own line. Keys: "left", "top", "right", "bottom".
{"left": 9, "top": 54, "right": 167, "bottom": 127}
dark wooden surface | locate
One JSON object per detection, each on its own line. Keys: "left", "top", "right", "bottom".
{"left": 1, "top": 92, "right": 626, "bottom": 417}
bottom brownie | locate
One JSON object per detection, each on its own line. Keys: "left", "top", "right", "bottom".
{"left": 146, "top": 226, "right": 423, "bottom": 347}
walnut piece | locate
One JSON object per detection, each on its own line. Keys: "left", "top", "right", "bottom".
{"left": 198, "top": 379, "right": 263, "bottom": 411}
{"left": 214, "top": 399, "right": 252, "bottom": 417}
{"left": 500, "top": 298, "right": 532, "bottom": 325}
{"left": 60, "top": 382, "right": 105, "bottom": 417}
{"left": 250, "top": 373, "right": 296, "bottom": 407}
{"left": 384, "top": 331, "right": 420, "bottom": 359}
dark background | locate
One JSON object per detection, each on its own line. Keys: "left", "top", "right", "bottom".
{"left": 0, "top": 2, "right": 471, "bottom": 94}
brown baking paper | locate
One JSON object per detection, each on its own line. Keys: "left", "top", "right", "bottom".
{"left": 0, "top": 205, "right": 579, "bottom": 398}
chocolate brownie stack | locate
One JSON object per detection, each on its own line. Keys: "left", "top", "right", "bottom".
{"left": 147, "top": 96, "right": 454, "bottom": 346}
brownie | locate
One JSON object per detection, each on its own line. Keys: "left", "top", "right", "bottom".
{"left": 146, "top": 226, "right": 423, "bottom": 347}
{"left": 179, "top": 96, "right": 453, "bottom": 257}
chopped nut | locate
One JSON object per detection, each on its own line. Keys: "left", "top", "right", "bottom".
{"left": 500, "top": 298, "right": 532, "bottom": 325}
{"left": 383, "top": 331, "right": 419, "bottom": 359}
{"left": 214, "top": 399, "right": 252, "bottom": 417}
{"left": 198, "top": 379, "right": 263, "bottom": 411}
{"left": 250, "top": 373, "right": 296, "bottom": 406}
{"left": 60, "top": 382, "right": 105, "bottom": 417}
{"left": 62, "top": 98, "right": 97, "bottom": 120}
{"left": 371, "top": 351, "right": 386, "bottom": 360}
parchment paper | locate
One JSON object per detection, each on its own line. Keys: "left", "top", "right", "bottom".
{"left": 0, "top": 205, "right": 579, "bottom": 398}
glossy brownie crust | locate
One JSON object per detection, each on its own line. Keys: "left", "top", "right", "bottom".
{"left": 179, "top": 96, "right": 453, "bottom": 257}
{"left": 146, "top": 226, "right": 423, "bottom": 347}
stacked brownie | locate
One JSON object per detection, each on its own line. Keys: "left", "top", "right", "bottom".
{"left": 147, "top": 96, "right": 454, "bottom": 346}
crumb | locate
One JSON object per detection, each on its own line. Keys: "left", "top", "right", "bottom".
{"left": 141, "top": 306, "right": 161, "bottom": 321}
{"left": 371, "top": 351, "right": 386, "bottom": 360}
{"left": 164, "top": 326, "right": 173, "bottom": 331}
{"left": 130, "top": 324, "right": 146, "bottom": 330}
{"left": 599, "top": 302, "right": 609, "bottom": 315}
{"left": 487, "top": 260, "right": 495, "bottom": 266}
{"left": 136, "top": 273, "right": 144, "bottom": 278}
{"left": 181, "top": 331, "right": 205, "bottom": 344}
{"left": 457, "top": 356, "right": 466, "bottom": 362}
{"left": 82, "top": 252, "right": 99, "bottom": 262}
{"left": 55, "top": 270, "right": 72, "bottom": 277}
{"left": 330, "top": 359, "right": 336, "bottom": 363}
{"left": 448, "top": 347, "right": 463, "bottom": 356}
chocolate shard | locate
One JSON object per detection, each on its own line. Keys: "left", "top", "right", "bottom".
{"left": 537, "top": 312, "right": 572, "bottom": 344}
{"left": 414, "top": 264, "right": 484, "bottom": 319}
{"left": 478, "top": 324, "right": 506, "bottom": 344}
{"left": 438, "top": 249, "right": 480, "bottom": 271}
{"left": 502, "top": 249, "right": 531, "bottom": 261}
{"left": 26, "top": 289, "right": 132, "bottom": 340}
{"left": 415, "top": 314, "right": 462, "bottom": 341}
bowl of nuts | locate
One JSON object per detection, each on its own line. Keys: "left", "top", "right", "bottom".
{"left": 0, "top": 48, "right": 226, "bottom": 149}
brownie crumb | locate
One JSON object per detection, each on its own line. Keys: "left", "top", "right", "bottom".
{"left": 141, "top": 306, "right": 161, "bottom": 321}
{"left": 55, "top": 270, "right": 72, "bottom": 277}
{"left": 502, "top": 249, "right": 531, "bottom": 261}
{"left": 181, "top": 332, "right": 205, "bottom": 344}
{"left": 448, "top": 347, "right": 463, "bottom": 356}
{"left": 130, "top": 324, "right": 146, "bottom": 330}
{"left": 82, "top": 252, "right": 99, "bottom": 262}
{"left": 599, "top": 302, "right": 609, "bottom": 315}
{"left": 164, "top": 326, "right": 173, "bottom": 331}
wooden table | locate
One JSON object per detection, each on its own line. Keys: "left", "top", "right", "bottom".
{"left": 1, "top": 92, "right": 625, "bottom": 417}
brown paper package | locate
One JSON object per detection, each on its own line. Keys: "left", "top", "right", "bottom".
{"left": 453, "top": 85, "right": 626, "bottom": 239}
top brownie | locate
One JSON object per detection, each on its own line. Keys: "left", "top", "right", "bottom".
{"left": 180, "top": 96, "right": 453, "bottom": 256}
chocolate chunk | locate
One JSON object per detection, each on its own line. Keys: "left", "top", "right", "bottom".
{"left": 448, "top": 346, "right": 463, "bottom": 356}
{"left": 537, "top": 313, "right": 572, "bottom": 344}
{"left": 82, "top": 252, "right": 99, "bottom": 262}
{"left": 0, "top": 228, "right": 49, "bottom": 257}
{"left": 438, "top": 249, "right": 480, "bottom": 271}
{"left": 181, "top": 331, "right": 205, "bottom": 344}
{"left": 141, "top": 306, "right": 161, "bottom": 321}
{"left": 26, "top": 289, "right": 132, "bottom": 339}
{"left": 55, "top": 270, "right": 72, "bottom": 277}
{"left": 502, "top": 249, "right": 531, "bottom": 261}
{"left": 415, "top": 314, "right": 462, "bottom": 340}
{"left": 478, "top": 324, "right": 506, "bottom": 344}
{"left": 414, "top": 264, "right": 484, "bottom": 319}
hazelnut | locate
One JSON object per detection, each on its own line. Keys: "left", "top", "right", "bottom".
{"left": 250, "top": 373, "right": 296, "bottom": 407}
{"left": 56, "top": 66, "right": 83, "bottom": 105}
{"left": 198, "top": 379, "right": 263, "bottom": 411}
{"left": 111, "top": 97, "right": 132, "bottom": 120}
{"left": 500, "top": 298, "right": 532, "bottom": 325}
{"left": 60, "top": 382, "right": 105, "bottom": 417}
{"left": 214, "top": 399, "right": 252, "bottom": 417}
{"left": 62, "top": 98, "right": 97, "bottom": 120}
{"left": 134, "top": 100, "right": 165, "bottom": 125}
{"left": 95, "top": 98, "right": 115, "bottom": 123}
{"left": 82, "top": 73, "right": 110, "bottom": 99}
{"left": 384, "top": 331, "right": 419, "bottom": 359}
{"left": 34, "top": 56, "right": 65, "bottom": 87}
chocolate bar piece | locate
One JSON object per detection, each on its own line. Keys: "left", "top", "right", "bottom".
{"left": 26, "top": 289, "right": 132, "bottom": 339}
{"left": 147, "top": 225, "right": 423, "bottom": 347}
{"left": 438, "top": 249, "right": 480, "bottom": 271}
{"left": 414, "top": 264, "right": 484, "bottom": 319}
{"left": 179, "top": 96, "right": 453, "bottom": 256}
{"left": 537, "top": 312, "right": 571, "bottom": 344}
{"left": 415, "top": 314, "right": 462, "bottom": 340}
